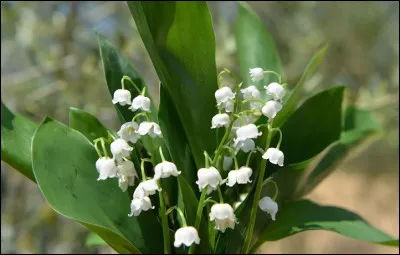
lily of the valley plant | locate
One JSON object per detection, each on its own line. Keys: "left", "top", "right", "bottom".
{"left": 1, "top": 1, "right": 398, "bottom": 254}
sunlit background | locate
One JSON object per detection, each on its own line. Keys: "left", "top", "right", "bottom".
{"left": 1, "top": 1, "right": 399, "bottom": 254}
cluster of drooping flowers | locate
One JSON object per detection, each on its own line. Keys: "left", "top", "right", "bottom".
{"left": 92, "top": 66, "right": 286, "bottom": 251}
{"left": 93, "top": 76, "right": 198, "bottom": 248}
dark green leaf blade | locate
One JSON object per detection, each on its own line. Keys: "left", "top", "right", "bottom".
{"left": 1, "top": 100, "right": 37, "bottom": 182}
{"left": 158, "top": 86, "right": 197, "bottom": 191}
{"left": 252, "top": 200, "right": 399, "bottom": 251}
{"left": 273, "top": 45, "right": 329, "bottom": 128}
{"left": 69, "top": 107, "right": 109, "bottom": 142}
{"left": 128, "top": 1, "right": 218, "bottom": 169}
{"left": 32, "top": 117, "right": 163, "bottom": 254}
{"left": 235, "top": 1, "right": 283, "bottom": 98}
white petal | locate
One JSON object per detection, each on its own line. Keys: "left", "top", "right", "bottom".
{"left": 196, "top": 167, "right": 222, "bottom": 193}
{"left": 215, "top": 87, "right": 235, "bottom": 104}
{"left": 174, "top": 226, "right": 200, "bottom": 248}
{"left": 112, "top": 89, "right": 132, "bottom": 105}
{"left": 154, "top": 161, "right": 181, "bottom": 180}
{"left": 236, "top": 124, "right": 261, "bottom": 141}
{"left": 265, "top": 82, "right": 285, "bottom": 101}
{"left": 211, "top": 113, "right": 230, "bottom": 129}
{"left": 259, "top": 196, "right": 278, "bottom": 221}
{"left": 96, "top": 157, "right": 118, "bottom": 180}
{"left": 249, "top": 68, "right": 264, "bottom": 82}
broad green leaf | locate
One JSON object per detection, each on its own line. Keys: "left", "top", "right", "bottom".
{"left": 273, "top": 45, "right": 329, "bottom": 128}
{"left": 272, "top": 86, "right": 344, "bottom": 166}
{"left": 85, "top": 231, "right": 107, "bottom": 248}
{"left": 69, "top": 107, "right": 109, "bottom": 142}
{"left": 32, "top": 117, "right": 163, "bottom": 254}
{"left": 128, "top": 1, "right": 218, "bottom": 169}
{"left": 158, "top": 86, "right": 197, "bottom": 191}
{"left": 96, "top": 32, "right": 162, "bottom": 158}
{"left": 1, "top": 100, "right": 37, "bottom": 182}
{"left": 251, "top": 200, "right": 399, "bottom": 252}
{"left": 235, "top": 1, "right": 283, "bottom": 98}
{"left": 295, "top": 105, "right": 381, "bottom": 198}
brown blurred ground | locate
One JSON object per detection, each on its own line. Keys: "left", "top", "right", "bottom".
{"left": 1, "top": 1, "right": 399, "bottom": 254}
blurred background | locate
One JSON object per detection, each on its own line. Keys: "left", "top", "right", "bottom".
{"left": 1, "top": 1, "right": 398, "bottom": 254}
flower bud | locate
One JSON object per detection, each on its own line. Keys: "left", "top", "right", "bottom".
{"left": 226, "top": 167, "right": 252, "bottom": 187}
{"left": 174, "top": 226, "right": 201, "bottom": 248}
{"left": 95, "top": 157, "right": 118, "bottom": 181}
{"left": 154, "top": 161, "right": 181, "bottom": 180}
{"left": 249, "top": 68, "right": 264, "bottom": 81}
{"left": 261, "top": 100, "right": 282, "bottom": 119}
{"left": 211, "top": 113, "right": 230, "bottom": 129}
{"left": 129, "top": 95, "right": 151, "bottom": 112}
{"left": 264, "top": 82, "right": 285, "bottom": 101}
{"left": 196, "top": 167, "right": 223, "bottom": 194}
{"left": 209, "top": 203, "right": 237, "bottom": 232}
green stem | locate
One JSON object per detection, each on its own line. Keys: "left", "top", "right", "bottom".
{"left": 157, "top": 181, "right": 171, "bottom": 254}
{"left": 93, "top": 140, "right": 103, "bottom": 158}
{"left": 121, "top": 75, "right": 142, "bottom": 94}
{"left": 159, "top": 146, "right": 166, "bottom": 162}
{"left": 245, "top": 150, "right": 256, "bottom": 167}
{"left": 223, "top": 146, "right": 238, "bottom": 169}
{"left": 188, "top": 188, "right": 207, "bottom": 254}
{"left": 175, "top": 207, "right": 187, "bottom": 227}
{"left": 132, "top": 112, "right": 149, "bottom": 122}
{"left": 262, "top": 179, "right": 279, "bottom": 201}
{"left": 242, "top": 98, "right": 266, "bottom": 105}
{"left": 100, "top": 138, "right": 109, "bottom": 158}
{"left": 217, "top": 186, "right": 224, "bottom": 203}
{"left": 233, "top": 114, "right": 246, "bottom": 125}
{"left": 140, "top": 159, "right": 147, "bottom": 182}
{"left": 211, "top": 120, "right": 234, "bottom": 166}
{"left": 141, "top": 87, "right": 147, "bottom": 96}
{"left": 263, "top": 71, "right": 282, "bottom": 84}
{"left": 242, "top": 121, "right": 273, "bottom": 253}
{"left": 204, "top": 151, "right": 212, "bottom": 168}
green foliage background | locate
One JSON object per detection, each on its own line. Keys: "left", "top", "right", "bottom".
{"left": 1, "top": 1, "right": 398, "bottom": 254}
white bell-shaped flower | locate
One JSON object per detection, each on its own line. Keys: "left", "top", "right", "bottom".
{"left": 215, "top": 87, "right": 235, "bottom": 105}
{"left": 262, "top": 100, "right": 282, "bottom": 119}
{"left": 262, "top": 148, "right": 284, "bottom": 167}
{"left": 249, "top": 67, "right": 264, "bottom": 82}
{"left": 128, "top": 196, "right": 154, "bottom": 217}
{"left": 133, "top": 179, "right": 161, "bottom": 198}
{"left": 223, "top": 100, "right": 235, "bottom": 113}
{"left": 233, "top": 138, "right": 255, "bottom": 153}
{"left": 226, "top": 167, "right": 252, "bottom": 187}
{"left": 211, "top": 113, "right": 230, "bottom": 129}
{"left": 137, "top": 121, "right": 162, "bottom": 138}
{"left": 241, "top": 85, "right": 261, "bottom": 99}
{"left": 196, "top": 167, "right": 223, "bottom": 194}
{"left": 95, "top": 157, "right": 118, "bottom": 181}
{"left": 259, "top": 196, "right": 278, "bottom": 221}
{"left": 174, "top": 226, "right": 201, "bottom": 248}
{"left": 223, "top": 156, "right": 233, "bottom": 171}
{"left": 209, "top": 203, "right": 237, "bottom": 232}
{"left": 111, "top": 138, "right": 133, "bottom": 162}
{"left": 235, "top": 124, "right": 262, "bottom": 141}
{"left": 129, "top": 95, "right": 151, "bottom": 112}
{"left": 117, "top": 122, "right": 141, "bottom": 144}
{"left": 264, "top": 82, "right": 285, "bottom": 101}
{"left": 154, "top": 161, "right": 181, "bottom": 180}
{"left": 118, "top": 174, "right": 136, "bottom": 192}
{"left": 112, "top": 89, "right": 131, "bottom": 106}
{"left": 117, "top": 160, "right": 138, "bottom": 177}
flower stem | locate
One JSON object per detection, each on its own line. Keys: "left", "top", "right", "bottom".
{"left": 159, "top": 146, "right": 166, "bottom": 162}
{"left": 132, "top": 112, "right": 149, "bottom": 122}
{"left": 242, "top": 98, "right": 266, "bottom": 105}
{"left": 93, "top": 140, "right": 103, "bottom": 158}
{"left": 140, "top": 159, "right": 147, "bottom": 182}
{"left": 188, "top": 188, "right": 207, "bottom": 254}
{"left": 262, "top": 179, "right": 279, "bottom": 201}
{"left": 100, "top": 138, "right": 109, "bottom": 158}
{"left": 121, "top": 75, "right": 142, "bottom": 94}
{"left": 157, "top": 181, "right": 171, "bottom": 254}
{"left": 217, "top": 186, "right": 224, "bottom": 203}
{"left": 263, "top": 70, "right": 282, "bottom": 84}
{"left": 241, "top": 121, "right": 273, "bottom": 253}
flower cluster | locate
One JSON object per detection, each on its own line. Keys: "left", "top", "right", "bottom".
{"left": 93, "top": 67, "right": 286, "bottom": 250}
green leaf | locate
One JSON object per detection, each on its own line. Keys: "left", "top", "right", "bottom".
{"left": 85, "top": 231, "right": 107, "bottom": 248}
{"left": 158, "top": 86, "right": 197, "bottom": 191}
{"left": 32, "top": 117, "right": 164, "bottom": 254}
{"left": 273, "top": 86, "right": 344, "bottom": 166}
{"left": 235, "top": 1, "right": 283, "bottom": 98}
{"left": 1, "top": 100, "right": 37, "bottom": 182}
{"left": 273, "top": 44, "right": 329, "bottom": 128}
{"left": 295, "top": 105, "right": 381, "bottom": 198}
{"left": 251, "top": 200, "right": 399, "bottom": 251}
{"left": 128, "top": 1, "right": 218, "bottom": 169}
{"left": 96, "top": 32, "right": 162, "bottom": 157}
{"left": 69, "top": 107, "right": 110, "bottom": 142}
